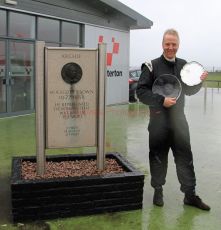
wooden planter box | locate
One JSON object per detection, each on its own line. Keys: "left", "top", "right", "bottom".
{"left": 11, "top": 152, "right": 144, "bottom": 222}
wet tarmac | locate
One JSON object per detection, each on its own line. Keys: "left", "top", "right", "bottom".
{"left": 0, "top": 87, "right": 221, "bottom": 229}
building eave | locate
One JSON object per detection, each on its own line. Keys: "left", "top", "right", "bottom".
{"left": 99, "top": 0, "right": 153, "bottom": 29}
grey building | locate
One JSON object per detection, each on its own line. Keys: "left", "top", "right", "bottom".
{"left": 0, "top": 0, "right": 152, "bottom": 117}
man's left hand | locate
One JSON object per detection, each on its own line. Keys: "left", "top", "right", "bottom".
{"left": 200, "top": 71, "right": 208, "bottom": 81}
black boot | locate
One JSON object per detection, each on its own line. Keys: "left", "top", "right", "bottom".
{"left": 153, "top": 188, "right": 164, "bottom": 207}
{"left": 184, "top": 194, "right": 210, "bottom": 211}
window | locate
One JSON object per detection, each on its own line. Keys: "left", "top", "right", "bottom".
{"left": 9, "top": 12, "right": 35, "bottom": 39}
{"left": 62, "top": 22, "right": 80, "bottom": 47}
{"left": 137, "top": 70, "right": 141, "bottom": 77}
{"left": 9, "top": 41, "right": 35, "bottom": 112}
{"left": 130, "top": 71, "right": 137, "bottom": 78}
{"left": 38, "top": 17, "right": 59, "bottom": 43}
{"left": 0, "top": 10, "right": 6, "bottom": 36}
{"left": 0, "top": 41, "right": 6, "bottom": 113}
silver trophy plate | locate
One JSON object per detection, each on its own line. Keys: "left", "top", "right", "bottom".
{"left": 152, "top": 74, "right": 182, "bottom": 99}
{"left": 180, "top": 61, "right": 204, "bottom": 86}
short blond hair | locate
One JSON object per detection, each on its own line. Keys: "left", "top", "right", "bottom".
{"left": 162, "top": 29, "right": 180, "bottom": 43}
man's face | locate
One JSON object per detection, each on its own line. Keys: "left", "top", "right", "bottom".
{"left": 162, "top": 34, "right": 179, "bottom": 59}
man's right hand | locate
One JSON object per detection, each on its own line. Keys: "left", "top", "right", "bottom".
{"left": 163, "top": 97, "right": 176, "bottom": 108}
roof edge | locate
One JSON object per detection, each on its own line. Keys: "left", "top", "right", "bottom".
{"left": 100, "top": 0, "right": 153, "bottom": 30}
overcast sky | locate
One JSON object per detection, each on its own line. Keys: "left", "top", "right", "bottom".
{"left": 119, "top": 0, "right": 221, "bottom": 70}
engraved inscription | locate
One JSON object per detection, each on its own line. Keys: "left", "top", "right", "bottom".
{"left": 46, "top": 48, "right": 97, "bottom": 148}
{"left": 62, "top": 53, "right": 81, "bottom": 59}
{"left": 64, "top": 126, "right": 80, "bottom": 137}
{"left": 50, "top": 89, "right": 93, "bottom": 121}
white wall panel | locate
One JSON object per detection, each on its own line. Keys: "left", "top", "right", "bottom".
{"left": 85, "top": 25, "right": 129, "bottom": 105}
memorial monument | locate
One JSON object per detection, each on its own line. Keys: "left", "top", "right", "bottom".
{"left": 10, "top": 42, "right": 145, "bottom": 222}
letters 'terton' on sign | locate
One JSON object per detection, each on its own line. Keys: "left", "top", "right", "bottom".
{"left": 45, "top": 48, "right": 98, "bottom": 148}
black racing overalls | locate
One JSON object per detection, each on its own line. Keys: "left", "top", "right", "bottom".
{"left": 137, "top": 55, "right": 202, "bottom": 194}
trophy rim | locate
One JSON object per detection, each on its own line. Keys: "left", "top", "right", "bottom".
{"left": 180, "top": 61, "right": 204, "bottom": 86}
{"left": 152, "top": 73, "right": 182, "bottom": 99}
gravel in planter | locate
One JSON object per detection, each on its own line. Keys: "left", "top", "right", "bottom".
{"left": 22, "top": 158, "right": 125, "bottom": 180}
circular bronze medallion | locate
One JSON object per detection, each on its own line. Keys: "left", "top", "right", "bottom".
{"left": 61, "top": 62, "right": 82, "bottom": 85}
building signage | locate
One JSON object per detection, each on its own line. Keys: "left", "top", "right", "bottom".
{"left": 84, "top": 25, "right": 129, "bottom": 104}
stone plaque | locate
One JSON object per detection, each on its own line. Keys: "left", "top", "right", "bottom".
{"left": 45, "top": 48, "right": 97, "bottom": 148}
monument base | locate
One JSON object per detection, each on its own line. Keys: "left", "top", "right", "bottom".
{"left": 11, "top": 152, "right": 144, "bottom": 222}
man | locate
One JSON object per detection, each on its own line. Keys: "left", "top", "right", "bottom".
{"left": 136, "top": 29, "right": 210, "bottom": 211}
